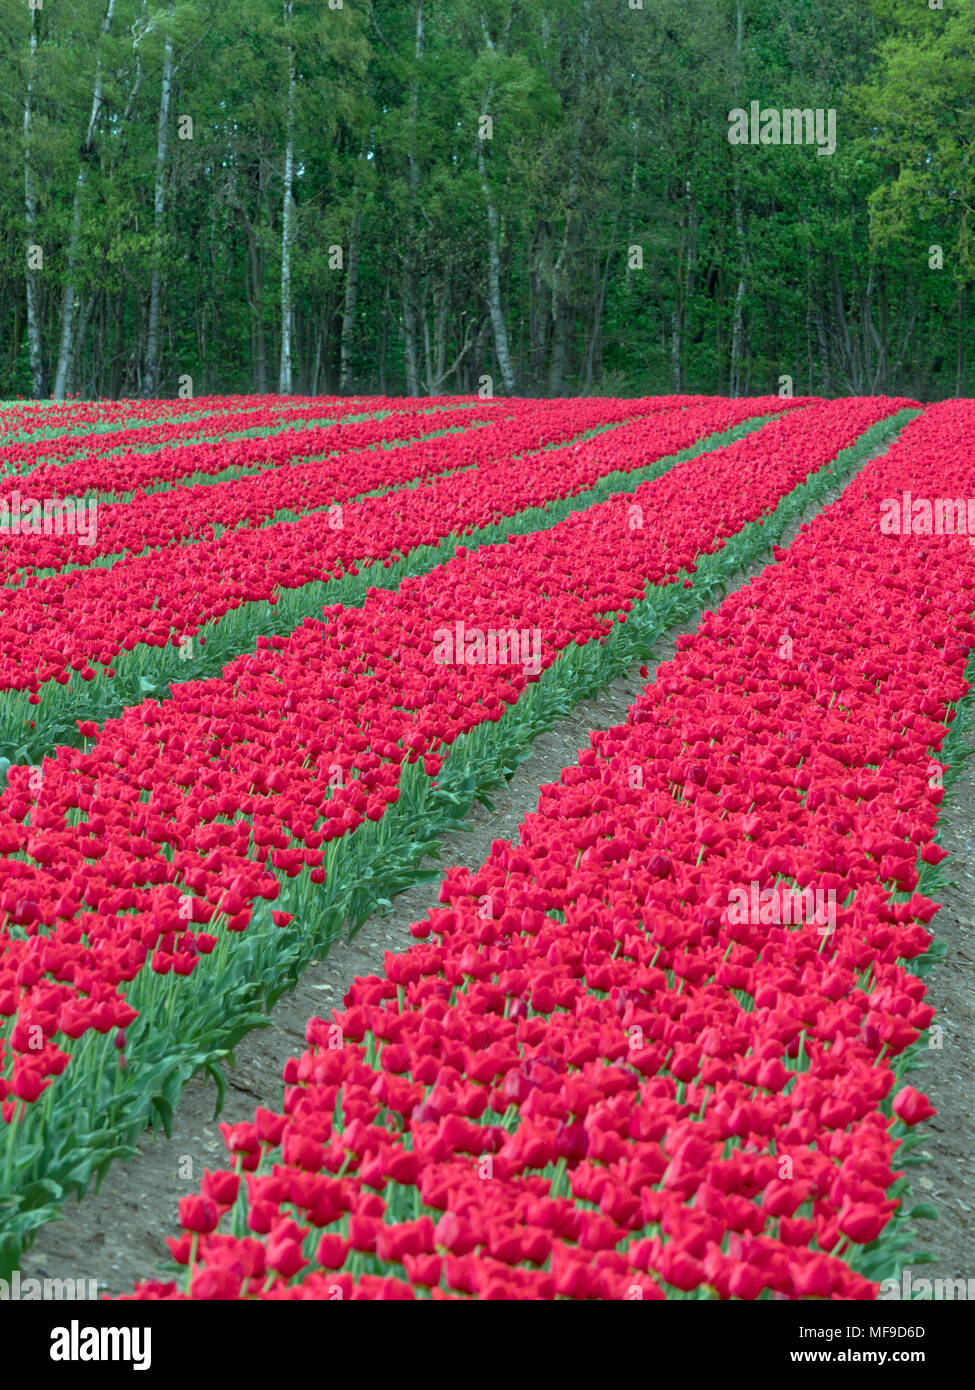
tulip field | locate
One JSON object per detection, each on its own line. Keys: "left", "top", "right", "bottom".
{"left": 0, "top": 391, "right": 966, "bottom": 1301}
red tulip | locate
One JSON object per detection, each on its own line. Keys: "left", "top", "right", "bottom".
{"left": 838, "top": 1202, "right": 888, "bottom": 1245}
{"left": 178, "top": 1196, "right": 219, "bottom": 1234}
{"left": 891, "top": 1085, "right": 937, "bottom": 1126}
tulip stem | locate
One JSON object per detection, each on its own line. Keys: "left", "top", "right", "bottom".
{"left": 2, "top": 1105, "right": 21, "bottom": 1194}
{"left": 183, "top": 1231, "right": 200, "bottom": 1294}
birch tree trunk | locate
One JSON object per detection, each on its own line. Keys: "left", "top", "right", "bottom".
{"left": 379, "top": 277, "right": 390, "bottom": 395}
{"left": 400, "top": 1, "right": 424, "bottom": 396}
{"left": 729, "top": 0, "right": 748, "bottom": 397}
{"left": 957, "top": 285, "right": 968, "bottom": 396}
{"left": 478, "top": 138, "right": 517, "bottom": 394}
{"left": 584, "top": 225, "right": 616, "bottom": 392}
{"left": 53, "top": 0, "right": 116, "bottom": 400}
{"left": 624, "top": 117, "right": 639, "bottom": 295}
{"left": 546, "top": 128, "right": 583, "bottom": 394}
{"left": 229, "top": 176, "right": 270, "bottom": 394}
{"left": 815, "top": 308, "right": 831, "bottom": 394}
{"left": 729, "top": 266, "right": 746, "bottom": 396}
{"left": 311, "top": 321, "right": 323, "bottom": 394}
{"left": 278, "top": 0, "right": 296, "bottom": 394}
{"left": 401, "top": 278, "right": 421, "bottom": 396}
{"left": 477, "top": 10, "right": 517, "bottom": 395}
{"left": 339, "top": 208, "right": 361, "bottom": 392}
{"left": 145, "top": 16, "right": 174, "bottom": 398}
{"left": 671, "top": 179, "right": 694, "bottom": 393}
{"left": 528, "top": 221, "right": 550, "bottom": 388}
{"left": 66, "top": 294, "right": 94, "bottom": 399}
{"left": 546, "top": 3, "right": 589, "bottom": 394}
{"left": 23, "top": 6, "right": 44, "bottom": 398}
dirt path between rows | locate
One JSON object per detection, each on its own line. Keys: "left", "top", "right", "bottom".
{"left": 899, "top": 722, "right": 975, "bottom": 1290}
{"left": 17, "top": 434, "right": 973, "bottom": 1298}
{"left": 19, "top": 664, "right": 661, "bottom": 1297}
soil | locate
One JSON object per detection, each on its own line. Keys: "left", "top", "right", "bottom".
{"left": 18, "top": 663, "right": 661, "bottom": 1297}
{"left": 898, "top": 723, "right": 975, "bottom": 1289}
{"left": 16, "top": 437, "right": 974, "bottom": 1298}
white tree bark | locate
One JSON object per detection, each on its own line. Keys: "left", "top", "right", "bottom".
{"left": 339, "top": 207, "right": 361, "bottom": 392}
{"left": 53, "top": 0, "right": 116, "bottom": 401}
{"left": 478, "top": 138, "right": 517, "bottom": 394}
{"left": 729, "top": 0, "right": 748, "bottom": 397}
{"left": 145, "top": 14, "right": 174, "bottom": 399}
{"left": 401, "top": 1, "right": 424, "bottom": 396}
{"left": 23, "top": 7, "right": 44, "bottom": 398}
{"left": 479, "top": 12, "right": 517, "bottom": 394}
{"left": 278, "top": 0, "right": 296, "bottom": 395}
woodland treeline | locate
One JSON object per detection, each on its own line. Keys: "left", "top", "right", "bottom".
{"left": 1, "top": 0, "right": 972, "bottom": 401}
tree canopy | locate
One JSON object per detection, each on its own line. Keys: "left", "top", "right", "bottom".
{"left": 1, "top": 0, "right": 971, "bottom": 400}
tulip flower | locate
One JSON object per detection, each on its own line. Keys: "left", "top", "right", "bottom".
{"left": 178, "top": 1196, "right": 220, "bottom": 1235}
{"left": 35, "top": 395, "right": 975, "bottom": 1305}
{"left": 891, "top": 1085, "right": 937, "bottom": 1126}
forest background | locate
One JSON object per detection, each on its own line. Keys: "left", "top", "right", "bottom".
{"left": 2, "top": 0, "right": 971, "bottom": 401}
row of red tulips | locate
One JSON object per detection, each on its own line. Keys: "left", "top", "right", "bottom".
{"left": 0, "top": 395, "right": 729, "bottom": 584}
{"left": 0, "top": 396, "right": 905, "bottom": 1116}
{"left": 0, "top": 401, "right": 518, "bottom": 521}
{"left": 1, "top": 394, "right": 804, "bottom": 517}
{"left": 0, "top": 397, "right": 409, "bottom": 479}
{"left": 0, "top": 396, "right": 913, "bottom": 1271}
{"left": 129, "top": 399, "right": 965, "bottom": 1300}
{"left": 5, "top": 393, "right": 748, "bottom": 436}
{"left": 0, "top": 395, "right": 280, "bottom": 443}
{"left": 0, "top": 397, "right": 880, "bottom": 698}
{"left": 0, "top": 394, "right": 470, "bottom": 448}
